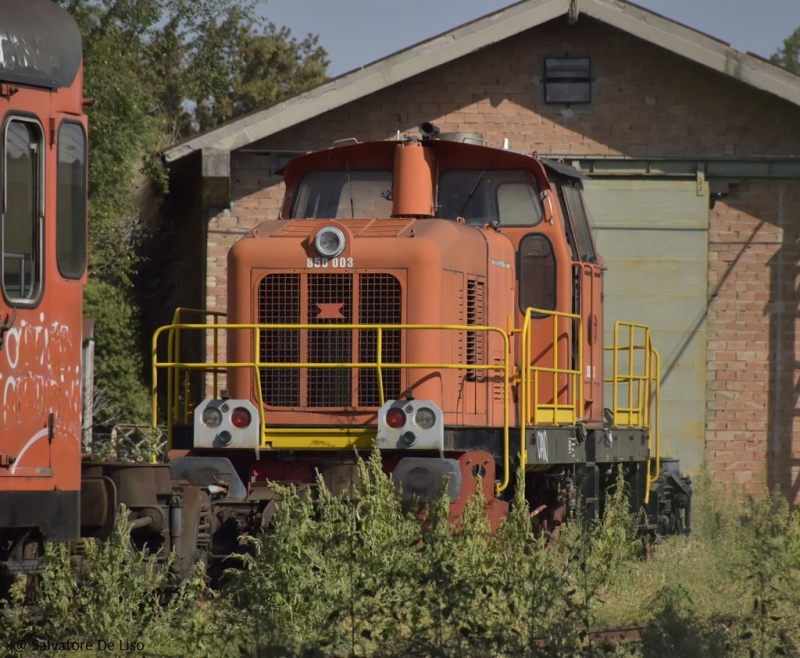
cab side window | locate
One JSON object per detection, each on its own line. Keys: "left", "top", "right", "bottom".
{"left": 2, "top": 119, "right": 43, "bottom": 303}
{"left": 519, "top": 234, "right": 556, "bottom": 313}
{"left": 57, "top": 122, "right": 87, "bottom": 279}
{"left": 562, "top": 183, "right": 596, "bottom": 262}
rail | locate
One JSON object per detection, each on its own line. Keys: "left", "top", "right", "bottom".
{"left": 604, "top": 321, "right": 661, "bottom": 502}
{"left": 152, "top": 320, "right": 513, "bottom": 494}
{"left": 519, "top": 306, "right": 583, "bottom": 465}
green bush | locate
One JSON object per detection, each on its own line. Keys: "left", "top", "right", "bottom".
{"left": 5, "top": 456, "right": 800, "bottom": 657}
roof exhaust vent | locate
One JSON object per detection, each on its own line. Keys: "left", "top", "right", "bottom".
{"left": 420, "top": 122, "right": 440, "bottom": 139}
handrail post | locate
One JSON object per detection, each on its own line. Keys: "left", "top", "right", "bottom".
{"left": 376, "top": 327, "right": 385, "bottom": 406}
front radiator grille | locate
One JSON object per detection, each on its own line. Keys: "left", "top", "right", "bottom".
{"left": 308, "top": 274, "right": 352, "bottom": 407}
{"left": 358, "top": 274, "right": 402, "bottom": 407}
{"left": 258, "top": 272, "right": 402, "bottom": 409}
{"left": 259, "top": 274, "right": 301, "bottom": 407}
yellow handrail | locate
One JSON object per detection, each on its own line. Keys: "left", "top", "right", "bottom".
{"left": 157, "top": 308, "right": 227, "bottom": 437}
{"left": 519, "top": 306, "right": 583, "bottom": 465}
{"left": 152, "top": 322, "right": 513, "bottom": 494}
{"left": 603, "top": 321, "right": 660, "bottom": 503}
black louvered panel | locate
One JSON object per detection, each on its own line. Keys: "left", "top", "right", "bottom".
{"left": 259, "top": 274, "right": 301, "bottom": 407}
{"left": 307, "top": 273, "right": 353, "bottom": 407}
{"left": 358, "top": 273, "right": 402, "bottom": 407}
{"left": 466, "top": 277, "right": 486, "bottom": 381}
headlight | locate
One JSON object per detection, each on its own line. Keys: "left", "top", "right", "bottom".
{"left": 386, "top": 407, "right": 407, "bottom": 429}
{"left": 314, "top": 227, "right": 345, "bottom": 257}
{"left": 400, "top": 431, "right": 417, "bottom": 447}
{"left": 231, "top": 407, "right": 252, "bottom": 428}
{"left": 202, "top": 407, "right": 223, "bottom": 429}
{"left": 414, "top": 407, "right": 436, "bottom": 430}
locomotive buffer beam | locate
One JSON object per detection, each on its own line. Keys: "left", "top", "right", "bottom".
{"left": 526, "top": 426, "right": 649, "bottom": 466}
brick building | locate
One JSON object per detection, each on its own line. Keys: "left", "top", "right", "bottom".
{"left": 160, "top": 0, "right": 800, "bottom": 498}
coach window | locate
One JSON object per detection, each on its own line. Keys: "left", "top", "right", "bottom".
{"left": 2, "top": 119, "right": 43, "bottom": 303}
{"left": 519, "top": 234, "right": 556, "bottom": 314}
{"left": 57, "top": 122, "right": 87, "bottom": 279}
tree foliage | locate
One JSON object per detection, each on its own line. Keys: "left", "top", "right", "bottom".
{"left": 58, "top": 0, "right": 328, "bottom": 431}
{"left": 771, "top": 27, "right": 800, "bottom": 75}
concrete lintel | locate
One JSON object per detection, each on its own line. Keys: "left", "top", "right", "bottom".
{"left": 568, "top": 156, "right": 800, "bottom": 179}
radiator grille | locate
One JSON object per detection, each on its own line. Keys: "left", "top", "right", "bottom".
{"left": 307, "top": 274, "right": 352, "bottom": 407}
{"left": 465, "top": 277, "right": 485, "bottom": 381}
{"left": 259, "top": 274, "right": 301, "bottom": 407}
{"left": 258, "top": 272, "right": 402, "bottom": 409}
{"left": 358, "top": 274, "right": 402, "bottom": 407}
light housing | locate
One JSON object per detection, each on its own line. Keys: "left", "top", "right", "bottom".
{"left": 314, "top": 226, "right": 346, "bottom": 257}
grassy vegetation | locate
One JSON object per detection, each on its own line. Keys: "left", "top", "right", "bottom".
{"left": 2, "top": 454, "right": 799, "bottom": 657}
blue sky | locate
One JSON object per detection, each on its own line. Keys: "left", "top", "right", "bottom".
{"left": 260, "top": 0, "right": 800, "bottom": 77}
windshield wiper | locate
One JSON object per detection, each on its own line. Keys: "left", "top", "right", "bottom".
{"left": 457, "top": 161, "right": 491, "bottom": 218}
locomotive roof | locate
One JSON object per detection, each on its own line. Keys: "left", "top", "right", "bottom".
{"left": 281, "top": 139, "right": 588, "bottom": 185}
{"left": 0, "top": 0, "right": 82, "bottom": 89}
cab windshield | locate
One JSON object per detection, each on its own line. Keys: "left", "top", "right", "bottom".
{"left": 437, "top": 169, "right": 544, "bottom": 226}
{"left": 291, "top": 170, "right": 393, "bottom": 219}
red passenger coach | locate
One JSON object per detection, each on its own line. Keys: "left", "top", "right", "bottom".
{"left": 0, "top": 0, "right": 88, "bottom": 547}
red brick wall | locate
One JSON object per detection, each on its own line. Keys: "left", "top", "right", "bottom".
{"left": 706, "top": 184, "right": 800, "bottom": 496}
{"left": 201, "top": 16, "right": 800, "bottom": 496}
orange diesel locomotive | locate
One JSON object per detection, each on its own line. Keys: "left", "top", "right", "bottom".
{"left": 156, "top": 125, "right": 692, "bottom": 545}
{"left": 0, "top": 0, "right": 88, "bottom": 550}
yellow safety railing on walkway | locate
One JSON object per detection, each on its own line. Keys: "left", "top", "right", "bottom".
{"left": 519, "top": 306, "right": 583, "bottom": 465}
{"left": 163, "top": 308, "right": 226, "bottom": 431}
{"left": 152, "top": 321, "right": 513, "bottom": 494}
{"left": 604, "top": 321, "right": 661, "bottom": 502}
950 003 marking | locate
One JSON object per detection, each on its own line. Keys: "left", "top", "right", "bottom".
{"left": 307, "top": 257, "right": 354, "bottom": 268}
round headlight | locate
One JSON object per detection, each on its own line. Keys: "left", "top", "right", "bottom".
{"left": 314, "top": 227, "right": 346, "bottom": 257}
{"left": 202, "top": 407, "right": 223, "bottom": 429}
{"left": 231, "top": 407, "right": 252, "bottom": 428}
{"left": 385, "top": 407, "right": 407, "bottom": 429}
{"left": 414, "top": 407, "right": 436, "bottom": 430}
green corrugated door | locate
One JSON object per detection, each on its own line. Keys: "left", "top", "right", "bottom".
{"left": 582, "top": 179, "right": 708, "bottom": 472}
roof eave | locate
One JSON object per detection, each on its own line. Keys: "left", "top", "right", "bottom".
{"left": 162, "top": 0, "right": 570, "bottom": 163}
{"left": 162, "top": 0, "right": 800, "bottom": 165}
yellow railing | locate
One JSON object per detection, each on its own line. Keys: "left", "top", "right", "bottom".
{"left": 519, "top": 306, "right": 583, "bottom": 465}
{"left": 604, "top": 321, "right": 661, "bottom": 502}
{"left": 152, "top": 321, "right": 513, "bottom": 493}
{"left": 163, "top": 308, "right": 226, "bottom": 431}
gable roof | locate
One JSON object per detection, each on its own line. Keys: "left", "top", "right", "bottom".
{"left": 162, "top": 0, "right": 800, "bottom": 164}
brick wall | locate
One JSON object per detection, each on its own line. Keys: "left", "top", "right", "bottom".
{"left": 199, "top": 16, "right": 800, "bottom": 496}
{"left": 707, "top": 183, "right": 800, "bottom": 496}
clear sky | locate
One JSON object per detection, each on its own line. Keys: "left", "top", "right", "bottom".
{"left": 260, "top": 0, "right": 800, "bottom": 77}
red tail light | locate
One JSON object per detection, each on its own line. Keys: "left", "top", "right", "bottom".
{"left": 385, "top": 407, "right": 406, "bottom": 429}
{"left": 231, "top": 407, "right": 252, "bottom": 428}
